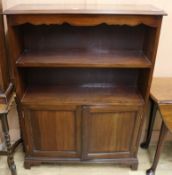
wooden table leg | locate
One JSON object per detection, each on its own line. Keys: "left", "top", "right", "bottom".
{"left": 0, "top": 113, "right": 17, "bottom": 175}
{"left": 141, "top": 99, "right": 158, "bottom": 149}
{"left": 0, "top": 139, "right": 22, "bottom": 156}
{"left": 146, "top": 122, "right": 168, "bottom": 175}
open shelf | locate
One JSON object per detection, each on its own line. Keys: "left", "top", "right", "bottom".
{"left": 16, "top": 49, "right": 151, "bottom": 68}
{"left": 21, "top": 85, "right": 144, "bottom": 107}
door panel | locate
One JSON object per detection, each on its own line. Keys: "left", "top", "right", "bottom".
{"left": 88, "top": 112, "right": 136, "bottom": 152}
{"left": 31, "top": 111, "right": 76, "bottom": 151}
{"left": 24, "top": 106, "right": 81, "bottom": 158}
{"left": 82, "top": 106, "right": 142, "bottom": 160}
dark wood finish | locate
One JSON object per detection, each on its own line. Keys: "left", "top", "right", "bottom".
{"left": 0, "top": 5, "right": 20, "bottom": 175}
{"left": 6, "top": 14, "right": 162, "bottom": 28}
{"left": 5, "top": 4, "right": 165, "bottom": 170}
{"left": 142, "top": 78, "right": 172, "bottom": 146}
{"left": 22, "top": 68, "right": 141, "bottom": 87}
{"left": 0, "top": 113, "right": 17, "bottom": 175}
{"left": 159, "top": 105, "right": 172, "bottom": 132}
{"left": 23, "top": 106, "right": 81, "bottom": 159}
{"left": 20, "top": 24, "right": 146, "bottom": 51}
{"left": 7, "top": 22, "right": 24, "bottom": 99}
{"left": 0, "top": 13, "right": 10, "bottom": 92}
{"left": 141, "top": 78, "right": 172, "bottom": 175}
{"left": 16, "top": 50, "right": 151, "bottom": 68}
{"left": 138, "top": 13, "right": 164, "bottom": 158}
{"left": 82, "top": 106, "right": 142, "bottom": 160}
{"left": 141, "top": 98, "right": 158, "bottom": 149}
{"left": 21, "top": 86, "right": 144, "bottom": 107}
{"left": 151, "top": 78, "right": 172, "bottom": 104}
{"left": 146, "top": 122, "right": 168, "bottom": 175}
{"left": 0, "top": 93, "right": 20, "bottom": 175}
{"left": 0, "top": 0, "right": 10, "bottom": 91}
{"left": 4, "top": 4, "right": 166, "bottom": 15}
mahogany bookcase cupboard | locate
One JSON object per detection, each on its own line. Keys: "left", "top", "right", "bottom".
{"left": 5, "top": 4, "right": 165, "bottom": 170}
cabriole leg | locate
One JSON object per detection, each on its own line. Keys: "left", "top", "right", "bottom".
{"left": 146, "top": 122, "right": 168, "bottom": 175}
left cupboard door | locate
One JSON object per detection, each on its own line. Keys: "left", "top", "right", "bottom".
{"left": 22, "top": 106, "right": 82, "bottom": 159}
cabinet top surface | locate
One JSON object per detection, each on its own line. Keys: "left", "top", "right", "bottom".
{"left": 4, "top": 4, "right": 166, "bottom": 15}
{"left": 151, "top": 78, "right": 172, "bottom": 104}
{"left": 151, "top": 78, "right": 172, "bottom": 132}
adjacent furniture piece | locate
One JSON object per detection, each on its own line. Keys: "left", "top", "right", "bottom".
{"left": 141, "top": 78, "right": 172, "bottom": 175}
{"left": 0, "top": 7, "right": 20, "bottom": 175}
{"left": 5, "top": 4, "right": 165, "bottom": 170}
{"left": 0, "top": 93, "right": 17, "bottom": 175}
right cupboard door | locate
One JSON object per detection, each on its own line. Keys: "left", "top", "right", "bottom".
{"left": 82, "top": 105, "right": 143, "bottom": 160}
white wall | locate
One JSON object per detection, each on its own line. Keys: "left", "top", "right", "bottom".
{"left": 2, "top": 0, "right": 172, "bottom": 77}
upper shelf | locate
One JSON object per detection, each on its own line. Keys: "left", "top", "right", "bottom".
{"left": 16, "top": 49, "right": 152, "bottom": 68}
{"left": 4, "top": 4, "right": 166, "bottom": 16}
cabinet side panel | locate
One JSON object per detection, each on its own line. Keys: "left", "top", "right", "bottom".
{"left": 7, "top": 19, "right": 25, "bottom": 98}
{"left": 139, "top": 18, "right": 162, "bottom": 101}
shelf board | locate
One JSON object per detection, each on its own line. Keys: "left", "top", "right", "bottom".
{"left": 21, "top": 85, "right": 144, "bottom": 107}
{"left": 16, "top": 49, "right": 152, "bottom": 68}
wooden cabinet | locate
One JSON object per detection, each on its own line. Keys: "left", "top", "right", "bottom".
{"left": 5, "top": 4, "right": 165, "bottom": 170}
{"left": 23, "top": 104, "right": 142, "bottom": 166}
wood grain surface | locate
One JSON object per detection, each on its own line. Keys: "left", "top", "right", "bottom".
{"left": 151, "top": 78, "right": 172, "bottom": 104}
{"left": 4, "top": 4, "right": 166, "bottom": 15}
{"left": 159, "top": 105, "right": 172, "bottom": 133}
{"left": 21, "top": 85, "right": 144, "bottom": 107}
{"left": 150, "top": 78, "right": 172, "bottom": 133}
{"left": 6, "top": 7, "right": 163, "bottom": 168}
{"left": 16, "top": 49, "right": 151, "bottom": 68}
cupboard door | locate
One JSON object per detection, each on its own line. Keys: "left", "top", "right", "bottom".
{"left": 82, "top": 105, "right": 142, "bottom": 160}
{"left": 23, "top": 106, "right": 81, "bottom": 159}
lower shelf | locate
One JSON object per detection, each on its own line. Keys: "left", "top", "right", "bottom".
{"left": 21, "top": 85, "right": 144, "bottom": 107}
